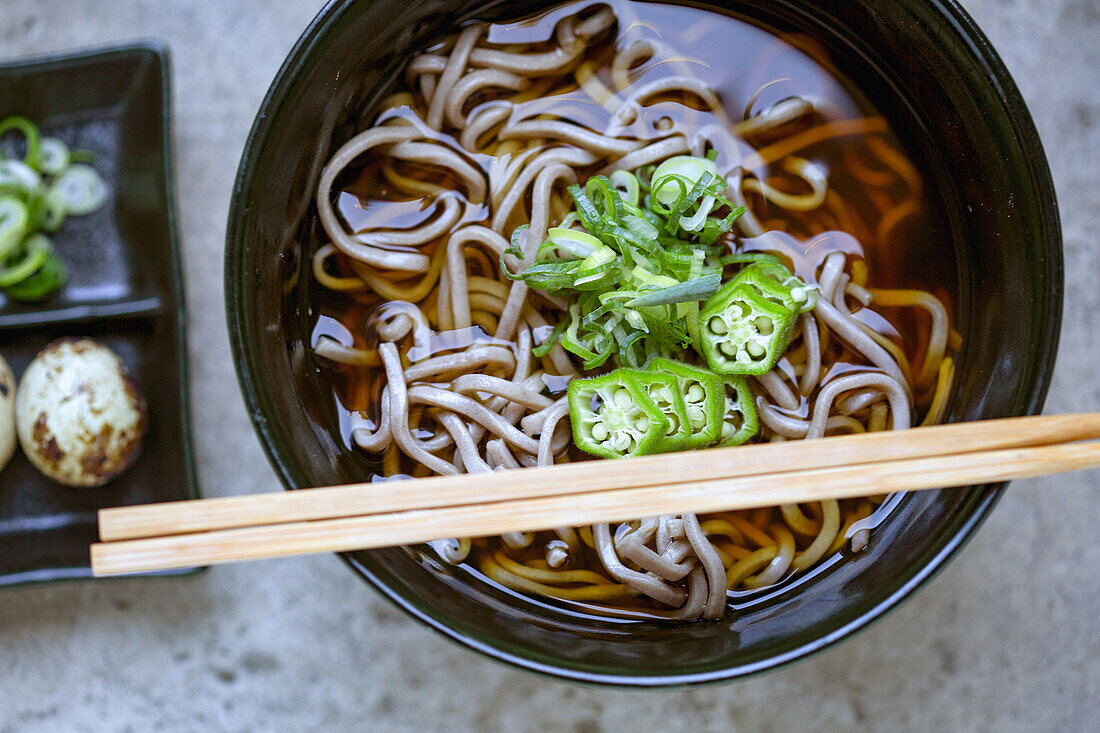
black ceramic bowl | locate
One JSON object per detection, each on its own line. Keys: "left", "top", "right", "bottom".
{"left": 226, "top": 0, "right": 1061, "bottom": 684}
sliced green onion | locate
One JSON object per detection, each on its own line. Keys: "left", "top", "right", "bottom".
{"left": 0, "top": 159, "right": 42, "bottom": 194}
{"left": 0, "top": 233, "right": 50, "bottom": 287}
{"left": 50, "top": 164, "right": 108, "bottom": 215}
{"left": 627, "top": 273, "right": 722, "bottom": 308}
{"left": 0, "top": 196, "right": 30, "bottom": 259}
{"left": 578, "top": 244, "right": 618, "bottom": 277}
{"left": 531, "top": 319, "right": 570, "bottom": 357}
{"left": 718, "top": 252, "right": 785, "bottom": 267}
{"left": 0, "top": 116, "right": 42, "bottom": 166}
{"left": 622, "top": 213, "right": 658, "bottom": 241}
{"left": 651, "top": 155, "right": 717, "bottom": 207}
{"left": 546, "top": 227, "right": 601, "bottom": 258}
{"left": 1, "top": 247, "right": 66, "bottom": 302}
{"left": 585, "top": 175, "right": 624, "bottom": 225}
{"left": 609, "top": 170, "right": 640, "bottom": 207}
{"left": 28, "top": 191, "right": 66, "bottom": 232}
{"left": 684, "top": 250, "right": 705, "bottom": 348}
{"left": 568, "top": 184, "right": 605, "bottom": 233}
{"left": 665, "top": 171, "right": 714, "bottom": 233}
{"left": 36, "top": 137, "right": 70, "bottom": 175}
{"left": 679, "top": 194, "right": 716, "bottom": 232}
{"left": 0, "top": 117, "right": 108, "bottom": 303}
{"left": 508, "top": 151, "right": 778, "bottom": 370}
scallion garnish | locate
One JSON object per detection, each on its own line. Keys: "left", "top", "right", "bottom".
{"left": 0, "top": 115, "right": 109, "bottom": 302}
{"left": 503, "top": 155, "right": 746, "bottom": 368}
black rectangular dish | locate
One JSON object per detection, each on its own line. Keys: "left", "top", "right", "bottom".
{"left": 0, "top": 42, "right": 199, "bottom": 585}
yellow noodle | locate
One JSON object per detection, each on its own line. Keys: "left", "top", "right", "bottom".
{"left": 493, "top": 551, "right": 617, "bottom": 585}
{"left": 731, "top": 515, "right": 776, "bottom": 548}
{"left": 482, "top": 556, "right": 638, "bottom": 600}
{"left": 875, "top": 197, "right": 919, "bottom": 250}
{"left": 470, "top": 310, "right": 499, "bottom": 334}
{"left": 920, "top": 357, "right": 954, "bottom": 427}
{"left": 854, "top": 320, "right": 915, "bottom": 392}
{"left": 948, "top": 328, "right": 963, "bottom": 351}
{"left": 867, "top": 134, "right": 922, "bottom": 194}
{"left": 868, "top": 287, "right": 950, "bottom": 388}
{"left": 382, "top": 444, "right": 401, "bottom": 477}
{"left": 719, "top": 542, "right": 753, "bottom": 562}
{"left": 382, "top": 159, "right": 448, "bottom": 196}
{"left": 350, "top": 244, "right": 446, "bottom": 301}
{"left": 824, "top": 189, "right": 867, "bottom": 244}
{"left": 791, "top": 499, "right": 840, "bottom": 571}
{"left": 726, "top": 546, "right": 778, "bottom": 587}
{"left": 850, "top": 258, "right": 869, "bottom": 288}
{"left": 780, "top": 503, "right": 820, "bottom": 536}
{"left": 845, "top": 146, "right": 897, "bottom": 187}
{"left": 741, "top": 117, "right": 889, "bottom": 170}
{"left": 574, "top": 61, "right": 621, "bottom": 110}
{"left": 742, "top": 526, "right": 796, "bottom": 589}
{"left": 467, "top": 275, "right": 511, "bottom": 299}
{"left": 312, "top": 244, "right": 367, "bottom": 291}
{"left": 468, "top": 291, "right": 507, "bottom": 314}
{"left": 463, "top": 246, "right": 497, "bottom": 279}
{"left": 828, "top": 502, "right": 873, "bottom": 555}
{"left": 699, "top": 518, "right": 746, "bottom": 545}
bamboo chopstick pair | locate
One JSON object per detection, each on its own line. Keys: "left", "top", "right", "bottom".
{"left": 90, "top": 413, "right": 1100, "bottom": 577}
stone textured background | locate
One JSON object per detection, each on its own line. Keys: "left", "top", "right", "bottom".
{"left": 1, "top": 1, "right": 1097, "bottom": 730}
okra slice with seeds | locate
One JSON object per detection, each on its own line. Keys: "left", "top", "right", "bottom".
{"left": 716, "top": 375, "right": 758, "bottom": 447}
{"left": 645, "top": 357, "right": 723, "bottom": 449}
{"left": 621, "top": 368, "right": 691, "bottom": 452}
{"left": 567, "top": 371, "right": 669, "bottom": 459}
{"left": 729, "top": 261, "right": 816, "bottom": 314}
{"left": 699, "top": 283, "right": 797, "bottom": 375}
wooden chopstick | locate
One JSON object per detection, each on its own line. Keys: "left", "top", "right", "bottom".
{"left": 98, "top": 413, "right": 1100, "bottom": 542}
{"left": 90, "top": 414, "right": 1100, "bottom": 577}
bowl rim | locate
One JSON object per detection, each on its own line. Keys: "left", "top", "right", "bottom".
{"left": 226, "top": 0, "right": 1063, "bottom": 686}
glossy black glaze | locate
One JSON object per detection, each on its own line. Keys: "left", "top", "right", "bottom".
{"left": 226, "top": 0, "right": 1061, "bottom": 684}
{"left": 0, "top": 43, "right": 200, "bottom": 586}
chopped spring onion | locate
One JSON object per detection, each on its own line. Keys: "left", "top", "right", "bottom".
{"left": 36, "top": 138, "right": 70, "bottom": 176}
{"left": 609, "top": 169, "right": 639, "bottom": 207}
{"left": 50, "top": 164, "right": 109, "bottom": 215}
{"left": 29, "top": 191, "right": 66, "bottom": 232}
{"left": 652, "top": 156, "right": 718, "bottom": 206}
{"left": 0, "top": 233, "right": 50, "bottom": 287}
{"left": 0, "top": 116, "right": 41, "bottom": 165}
{"left": 542, "top": 226, "right": 601, "bottom": 259}
{"left": 0, "top": 115, "right": 109, "bottom": 301}
{"left": 0, "top": 196, "right": 30, "bottom": 259}
{"left": 506, "top": 155, "right": 752, "bottom": 369}
{"left": 0, "top": 159, "right": 42, "bottom": 194}
{"left": 627, "top": 272, "right": 721, "bottom": 308}
{"left": 0, "top": 233, "right": 66, "bottom": 301}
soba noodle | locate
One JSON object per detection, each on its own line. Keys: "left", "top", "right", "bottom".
{"left": 310, "top": 2, "right": 958, "bottom": 620}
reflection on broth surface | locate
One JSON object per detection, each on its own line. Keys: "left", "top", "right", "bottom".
{"left": 308, "top": 0, "right": 959, "bottom": 620}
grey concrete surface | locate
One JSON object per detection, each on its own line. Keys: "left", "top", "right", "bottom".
{"left": 0, "top": 1, "right": 1098, "bottom": 731}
